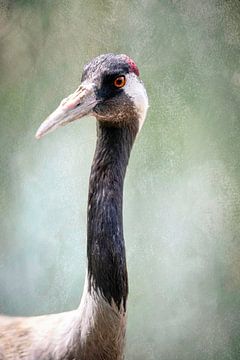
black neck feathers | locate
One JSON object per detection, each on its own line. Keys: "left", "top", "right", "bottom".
{"left": 87, "top": 119, "right": 138, "bottom": 310}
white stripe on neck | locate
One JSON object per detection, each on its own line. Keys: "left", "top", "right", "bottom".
{"left": 124, "top": 73, "right": 149, "bottom": 131}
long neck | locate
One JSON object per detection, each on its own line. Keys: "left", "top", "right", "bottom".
{"left": 87, "top": 120, "right": 138, "bottom": 310}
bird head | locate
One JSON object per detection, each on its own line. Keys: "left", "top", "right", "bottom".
{"left": 35, "top": 54, "right": 148, "bottom": 139}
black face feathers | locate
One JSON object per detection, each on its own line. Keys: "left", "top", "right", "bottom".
{"left": 80, "top": 54, "right": 145, "bottom": 127}
{"left": 82, "top": 54, "right": 131, "bottom": 106}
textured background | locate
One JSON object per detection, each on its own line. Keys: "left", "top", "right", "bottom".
{"left": 0, "top": 1, "right": 240, "bottom": 359}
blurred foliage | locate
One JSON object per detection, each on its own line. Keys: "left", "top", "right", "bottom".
{"left": 0, "top": 0, "right": 240, "bottom": 359}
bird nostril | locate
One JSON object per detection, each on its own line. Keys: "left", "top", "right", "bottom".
{"left": 62, "top": 99, "right": 82, "bottom": 111}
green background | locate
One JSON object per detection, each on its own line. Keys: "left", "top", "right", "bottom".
{"left": 0, "top": 1, "right": 240, "bottom": 359}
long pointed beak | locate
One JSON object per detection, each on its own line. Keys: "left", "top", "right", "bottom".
{"left": 35, "top": 82, "right": 97, "bottom": 139}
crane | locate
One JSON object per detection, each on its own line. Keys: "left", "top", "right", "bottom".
{"left": 0, "top": 53, "right": 149, "bottom": 360}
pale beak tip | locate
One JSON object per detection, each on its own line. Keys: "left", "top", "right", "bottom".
{"left": 35, "top": 128, "right": 44, "bottom": 139}
{"left": 34, "top": 82, "right": 97, "bottom": 140}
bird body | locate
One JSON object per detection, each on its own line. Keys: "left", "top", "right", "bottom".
{"left": 0, "top": 54, "right": 148, "bottom": 360}
{"left": 0, "top": 288, "right": 125, "bottom": 359}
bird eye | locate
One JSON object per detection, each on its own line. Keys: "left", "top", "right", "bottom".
{"left": 113, "top": 76, "right": 126, "bottom": 88}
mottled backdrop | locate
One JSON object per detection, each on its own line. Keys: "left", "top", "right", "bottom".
{"left": 0, "top": 0, "right": 240, "bottom": 359}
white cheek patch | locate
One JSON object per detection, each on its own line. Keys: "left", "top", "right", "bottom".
{"left": 124, "top": 73, "right": 149, "bottom": 131}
